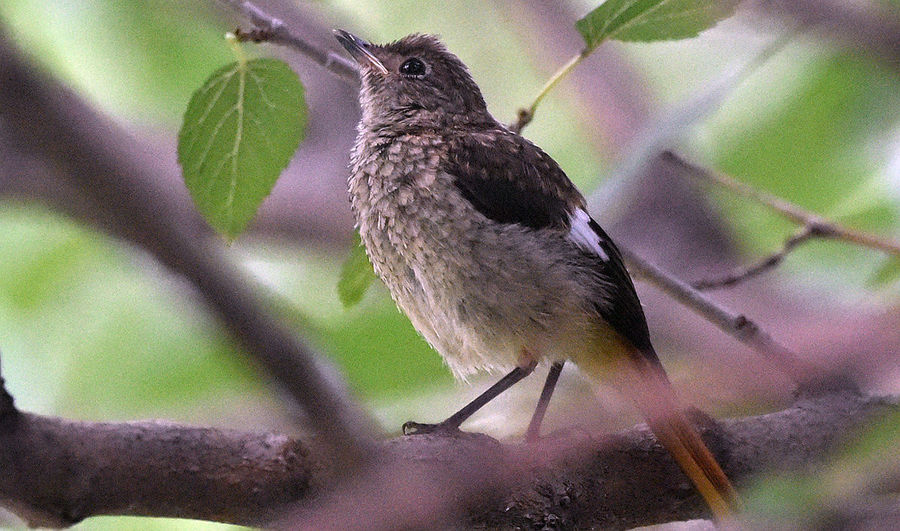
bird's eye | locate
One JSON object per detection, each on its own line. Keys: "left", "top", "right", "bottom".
{"left": 399, "top": 57, "right": 427, "bottom": 77}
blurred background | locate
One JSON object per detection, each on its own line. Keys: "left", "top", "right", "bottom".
{"left": 0, "top": 0, "right": 898, "bottom": 529}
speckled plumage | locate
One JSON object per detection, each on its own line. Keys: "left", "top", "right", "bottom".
{"left": 336, "top": 32, "right": 739, "bottom": 515}
{"left": 336, "top": 32, "right": 740, "bottom": 516}
{"left": 350, "top": 130, "right": 599, "bottom": 377}
{"left": 343, "top": 34, "right": 654, "bottom": 378}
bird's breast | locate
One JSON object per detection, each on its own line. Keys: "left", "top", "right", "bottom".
{"left": 348, "top": 134, "right": 597, "bottom": 377}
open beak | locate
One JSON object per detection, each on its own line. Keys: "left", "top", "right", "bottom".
{"left": 334, "top": 29, "right": 389, "bottom": 75}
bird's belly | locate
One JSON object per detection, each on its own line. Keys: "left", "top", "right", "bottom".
{"left": 361, "top": 215, "right": 596, "bottom": 379}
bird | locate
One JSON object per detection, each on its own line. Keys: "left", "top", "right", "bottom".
{"left": 335, "top": 29, "right": 739, "bottom": 519}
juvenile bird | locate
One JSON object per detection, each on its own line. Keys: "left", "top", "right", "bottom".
{"left": 335, "top": 30, "right": 739, "bottom": 519}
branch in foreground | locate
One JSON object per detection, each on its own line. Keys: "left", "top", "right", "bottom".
{"left": 0, "top": 386, "right": 892, "bottom": 528}
{"left": 0, "top": 414, "right": 315, "bottom": 528}
{"left": 0, "top": 30, "right": 377, "bottom": 463}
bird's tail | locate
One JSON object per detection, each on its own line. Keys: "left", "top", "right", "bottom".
{"left": 614, "top": 347, "right": 740, "bottom": 521}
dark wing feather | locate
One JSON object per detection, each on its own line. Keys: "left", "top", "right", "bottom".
{"left": 444, "top": 128, "right": 660, "bottom": 366}
{"left": 444, "top": 130, "right": 582, "bottom": 230}
{"left": 586, "top": 218, "right": 661, "bottom": 366}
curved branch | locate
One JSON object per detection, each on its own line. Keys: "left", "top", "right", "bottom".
{"left": 665, "top": 151, "right": 900, "bottom": 257}
{"left": 692, "top": 226, "right": 817, "bottom": 290}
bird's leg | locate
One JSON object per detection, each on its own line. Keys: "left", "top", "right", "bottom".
{"left": 403, "top": 359, "right": 538, "bottom": 435}
{"left": 525, "top": 361, "right": 564, "bottom": 442}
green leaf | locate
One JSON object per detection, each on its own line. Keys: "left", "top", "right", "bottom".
{"left": 576, "top": 0, "right": 740, "bottom": 50}
{"left": 178, "top": 58, "right": 306, "bottom": 240}
{"left": 337, "top": 233, "right": 377, "bottom": 307}
{"left": 867, "top": 257, "right": 900, "bottom": 288}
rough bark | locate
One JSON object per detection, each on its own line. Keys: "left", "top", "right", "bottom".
{"left": 0, "top": 389, "right": 893, "bottom": 528}
{"left": 0, "top": 413, "right": 316, "bottom": 527}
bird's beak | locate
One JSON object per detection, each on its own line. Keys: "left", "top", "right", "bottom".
{"left": 334, "top": 29, "right": 389, "bottom": 75}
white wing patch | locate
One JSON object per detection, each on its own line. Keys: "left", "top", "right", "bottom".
{"left": 568, "top": 208, "right": 609, "bottom": 261}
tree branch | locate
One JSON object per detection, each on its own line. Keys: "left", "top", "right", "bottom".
{"left": 664, "top": 151, "right": 900, "bottom": 257}
{"left": 216, "top": 0, "right": 358, "bottom": 83}
{"left": 692, "top": 226, "right": 818, "bottom": 291}
{"left": 618, "top": 246, "right": 824, "bottom": 387}
{"left": 659, "top": 150, "right": 900, "bottom": 291}
{"left": 0, "top": 361, "right": 892, "bottom": 528}
{"left": 0, "top": 415, "right": 316, "bottom": 527}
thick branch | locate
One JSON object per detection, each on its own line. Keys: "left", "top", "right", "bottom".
{"left": 0, "top": 414, "right": 315, "bottom": 527}
{"left": 0, "top": 389, "right": 892, "bottom": 528}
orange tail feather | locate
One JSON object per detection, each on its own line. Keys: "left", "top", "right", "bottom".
{"left": 620, "top": 351, "right": 740, "bottom": 520}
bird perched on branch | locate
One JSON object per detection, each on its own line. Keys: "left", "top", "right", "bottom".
{"left": 336, "top": 30, "right": 739, "bottom": 519}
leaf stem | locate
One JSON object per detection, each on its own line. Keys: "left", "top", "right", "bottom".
{"left": 225, "top": 32, "right": 248, "bottom": 67}
{"left": 510, "top": 51, "right": 586, "bottom": 133}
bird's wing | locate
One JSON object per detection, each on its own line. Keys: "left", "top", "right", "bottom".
{"left": 443, "top": 130, "right": 659, "bottom": 361}
{"left": 572, "top": 208, "right": 657, "bottom": 358}
{"left": 444, "top": 130, "right": 581, "bottom": 230}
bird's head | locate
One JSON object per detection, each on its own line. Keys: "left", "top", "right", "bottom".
{"left": 335, "top": 30, "right": 491, "bottom": 130}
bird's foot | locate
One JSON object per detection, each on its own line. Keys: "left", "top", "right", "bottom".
{"left": 402, "top": 420, "right": 463, "bottom": 436}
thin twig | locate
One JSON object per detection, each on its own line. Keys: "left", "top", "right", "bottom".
{"left": 618, "top": 246, "right": 818, "bottom": 385}
{"left": 664, "top": 151, "right": 900, "bottom": 257}
{"left": 692, "top": 226, "right": 817, "bottom": 290}
{"left": 216, "top": 0, "right": 359, "bottom": 83}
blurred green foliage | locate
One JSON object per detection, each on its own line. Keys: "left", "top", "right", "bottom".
{"left": 0, "top": 0, "right": 898, "bottom": 529}
{"left": 0, "top": 204, "right": 261, "bottom": 420}
{"left": 0, "top": 1, "right": 232, "bottom": 126}
{"left": 869, "top": 257, "right": 900, "bottom": 287}
{"left": 706, "top": 52, "right": 900, "bottom": 293}
{"left": 744, "top": 407, "right": 900, "bottom": 527}
{"left": 239, "top": 243, "right": 453, "bottom": 401}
